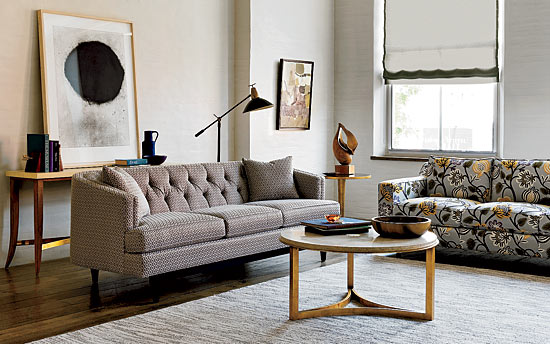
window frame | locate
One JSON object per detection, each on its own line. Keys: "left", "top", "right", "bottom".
{"left": 385, "top": 83, "right": 499, "bottom": 157}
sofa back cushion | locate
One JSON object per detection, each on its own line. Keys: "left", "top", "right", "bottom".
{"left": 102, "top": 166, "right": 150, "bottom": 219}
{"left": 123, "top": 161, "right": 249, "bottom": 214}
{"left": 491, "top": 159, "right": 550, "bottom": 205}
{"left": 425, "top": 156, "right": 493, "bottom": 202}
{"left": 242, "top": 156, "right": 299, "bottom": 202}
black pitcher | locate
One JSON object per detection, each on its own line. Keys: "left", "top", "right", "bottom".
{"left": 142, "top": 130, "right": 158, "bottom": 157}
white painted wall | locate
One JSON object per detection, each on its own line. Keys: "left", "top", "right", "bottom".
{"left": 503, "top": 0, "right": 550, "bottom": 159}
{"left": 246, "top": 0, "right": 335, "bottom": 178}
{"left": 0, "top": 0, "right": 232, "bottom": 266}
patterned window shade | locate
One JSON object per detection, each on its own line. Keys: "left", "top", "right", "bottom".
{"left": 383, "top": 0, "right": 499, "bottom": 82}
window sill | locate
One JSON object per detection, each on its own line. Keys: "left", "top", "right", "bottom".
{"left": 370, "top": 155, "right": 429, "bottom": 162}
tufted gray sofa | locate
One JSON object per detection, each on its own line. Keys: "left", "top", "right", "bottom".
{"left": 70, "top": 161, "right": 339, "bottom": 287}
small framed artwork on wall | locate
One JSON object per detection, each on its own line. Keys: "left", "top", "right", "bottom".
{"left": 37, "top": 10, "right": 140, "bottom": 167}
{"left": 276, "top": 59, "right": 314, "bottom": 130}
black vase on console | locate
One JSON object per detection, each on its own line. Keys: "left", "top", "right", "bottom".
{"left": 142, "top": 130, "right": 158, "bottom": 157}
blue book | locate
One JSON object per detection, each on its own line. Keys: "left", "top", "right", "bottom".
{"left": 301, "top": 217, "right": 371, "bottom": 230}
{"left": 115, "top": 158, "right": 148, "bottom": 166}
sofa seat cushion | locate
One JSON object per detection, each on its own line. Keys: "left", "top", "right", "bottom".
{"left": 247, "top": 199, "right": 340, "bottom": 226}
{"left": 393, "top": 197, "right": 480, "bottom": 227}
{"left": 462, "top": 202, "right": 550, "bottom": 235}
{"left": 126, "top": 213, "right": 226, "bottom": 253}
{"left": 193, "top": 205, "right": 283, "bottom": 238}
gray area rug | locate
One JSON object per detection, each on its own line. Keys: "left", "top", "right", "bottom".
{"left": 36, "top": 255, "right": 550, "bottom": 344}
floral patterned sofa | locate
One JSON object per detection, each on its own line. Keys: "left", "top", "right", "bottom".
{"left": 378, "top": 157, "right": 550, "bottom": 258}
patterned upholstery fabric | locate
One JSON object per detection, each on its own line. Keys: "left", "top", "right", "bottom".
{"left": 103, "top": 166, "right": 150, "bottom": 219}
{"left": 393, "top": 197, "right": 479, "bottom": 227}
{"left": 247, "top": 199, "right": 340, "bottom": 226}
{"left": 193, "top": 204, "right": 283, "bottom": 238}
{"left": 433, "top": 226, "right": 550, "bottom": 258}
{"left": 293, "top": 169, "right": 325, "bottom": 199}
{"left": 377, "top": 160, "right": 550, "bottom": 260}
{"left": 126, "top": 213, "right": 226, "bottom": 253}
{"left": 123, "top": 162, "right": 249, "bottom": 214}
{"left": 378, "top": 176, "right": 427, "bottom": 216}
{"left": 71, "top": 163, "right": 328, "bottom": 278}
{"left": 123, "top": 227, "right": 290, "bottom": 278}
{"left": 71, "top": 171, "right": 138, "bottom": 274}
{"left": 461, "top": 202, "right": 550, "bottom": 236}
{"left": 426, "top": 156, "right": 493, "bottom": 202}
{"left": 491, "top": 159, "right": 550, "bottom": 205}
{"left": 242, "top": 156, "right": 299, "bottom": 202}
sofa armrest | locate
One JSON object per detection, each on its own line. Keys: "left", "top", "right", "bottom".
{"left": 70, "top": 172, "right": 139, "bottom": 274}
{"left": 294, "top": 169, "right": 325, "bottom": 200}
{"left": 378, "top": 176, "right": 427, "bottom": 216}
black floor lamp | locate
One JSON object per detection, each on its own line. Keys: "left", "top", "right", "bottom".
{"left": 195, "top": 83, "right": 273, "bottom": 162}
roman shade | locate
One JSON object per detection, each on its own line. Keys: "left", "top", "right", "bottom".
{"left": 383, "top": 0, "right": 499, "bottom": 82}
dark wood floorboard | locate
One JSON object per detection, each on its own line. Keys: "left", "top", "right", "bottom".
{"left": 0, "top": 249, "right": 346, "bottom": 343}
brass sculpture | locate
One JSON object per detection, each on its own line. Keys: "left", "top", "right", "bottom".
{"left": 332, "top": 123, "right": 358, "bottom": 174}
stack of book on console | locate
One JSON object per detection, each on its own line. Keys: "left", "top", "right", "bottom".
{"left": 115, "top": 158, "right": 148, "bottom": 166}
{"left": 301, "top": 217, "right": 371, "bottom": 235}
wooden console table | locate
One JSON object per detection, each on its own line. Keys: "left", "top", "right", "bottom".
{"left": 5, "top": 168, "right": 100, "bottom": 275}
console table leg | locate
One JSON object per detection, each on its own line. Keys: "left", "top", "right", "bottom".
{"left": 289, "top": 247, "right": 299, "bottom": 320}
{"left": 5, "top": 178, "right": 21, "bottom": 269}
{"left": 320, "top": 251, "right": 326, "bottom": 262}
{"left": 425, "top": 247, "right": 435, "bottom": 320}
{"left": 33, "top": 180, "right": 44, "bottom": 276}
{"left": 337, "top": 179, "right": 346, "bottom": 216}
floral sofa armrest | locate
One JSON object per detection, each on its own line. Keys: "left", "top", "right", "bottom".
{"left": 378, "top": 176, "right": 427, "bottom": 216}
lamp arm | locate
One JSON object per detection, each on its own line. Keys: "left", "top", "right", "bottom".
{"left": 194, "top": 94, "right": 252, "bottom": 137}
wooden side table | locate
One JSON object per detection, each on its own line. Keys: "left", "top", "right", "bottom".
{"left": 5, "top": 168, "right": 100, "bottom": 275}
{"left": 324, "top": 173, "right": 371, "bottom": 216}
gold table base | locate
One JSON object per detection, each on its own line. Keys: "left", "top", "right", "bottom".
{"left": 289, "top": 249, "right": 435, "bottom": 321}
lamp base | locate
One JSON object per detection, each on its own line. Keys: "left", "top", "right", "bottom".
{"left": 335, "top": 164, "right": 355, "bottom": 175}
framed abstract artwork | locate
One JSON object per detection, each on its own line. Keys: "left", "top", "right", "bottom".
{"left": 276, "top": 59, "right": 314, "bottom": 130}
{"left": 37, "top": 10, "right": 140, "bottom": 167}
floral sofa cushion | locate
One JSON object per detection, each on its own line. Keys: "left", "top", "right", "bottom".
{"left": 425, "top": 156, "right": 493, "bottom": 202}
{"left": 491, "top": 159, "right": 550, "bottom": 205}
{"left": 393, "top": 197, "right": 479, "bottom": 227}
{"left": 461, "top": 201, "right": 550, "bottom": 235}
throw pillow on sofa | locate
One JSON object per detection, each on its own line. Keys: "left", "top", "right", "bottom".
{"left": 491, "top": 159, "right": 550, "bottom": 205}
{"left": 242, "top": 156, "right": 300, "bottom": 202}
{"left": 102, "top": 166, "right": 150, "bottom": 219}
{"left": 425, "top": 156, "right": 493, "bottom": 202}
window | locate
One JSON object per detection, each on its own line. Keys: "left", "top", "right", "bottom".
{"left": 383, "top": 0, "right": 500, "bottom": 155}
{"left": 390, "top": 83, "right": 497, "bottom": 153}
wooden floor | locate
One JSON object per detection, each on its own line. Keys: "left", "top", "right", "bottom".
{"left": 0, "top": 249, "right": 346, "bottom": 343}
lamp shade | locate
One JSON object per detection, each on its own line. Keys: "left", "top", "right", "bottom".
{"left": 243, "top": 86, "right": 273, "bottom": 113}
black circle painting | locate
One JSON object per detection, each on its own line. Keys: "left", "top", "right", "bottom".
{"left": 64, "top": 41, "right": 125, "bottom": 104}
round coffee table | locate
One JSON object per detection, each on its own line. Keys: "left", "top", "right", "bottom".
{"left": 279, "top": 228, "right": 439, "bottom": 321}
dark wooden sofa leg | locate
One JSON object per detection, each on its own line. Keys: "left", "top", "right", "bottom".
{"left": 320, "top": 251, "right": 327, "bottom": 262}
{"left": 149, "top": 276, "right": 160, "bottom": 303}
{"left": 91, "top": 269, "right": 99, "bottom": 285}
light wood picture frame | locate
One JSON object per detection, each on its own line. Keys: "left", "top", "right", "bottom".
{"left": 276, "top": 58, "right": 314, "bottom": 130}
{"left": 37, "top": 10, "right": 140, "bottom": 167}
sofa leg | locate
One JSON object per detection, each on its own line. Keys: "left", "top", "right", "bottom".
{"left": 91, "top": 269, "right": 99, "bottom": 285}
{"left": 320, "top": 251, "right": 327, "bottom": 262}
{"left": 149, "top": 276, "right": 160, "bottom": 303}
